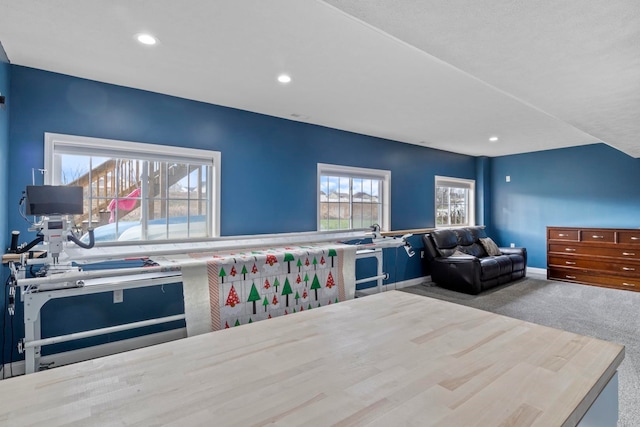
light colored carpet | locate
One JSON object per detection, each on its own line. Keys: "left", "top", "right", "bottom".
{"left": 400, "top": 275, "right": 640, "bottom": 427}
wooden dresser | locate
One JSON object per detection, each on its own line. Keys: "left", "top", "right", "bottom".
{"left": 547, "top": 226, "right": 640, "bottom": 292}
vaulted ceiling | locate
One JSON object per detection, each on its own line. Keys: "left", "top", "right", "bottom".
{"left": 0, "top": 0, "right": 638, "bottom": 157}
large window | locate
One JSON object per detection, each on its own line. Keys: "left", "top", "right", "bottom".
{"left": 44, "top": 133, "right": 220, "bottom": 242}
{"left": 435, "top": 176, "right": 475, "bottom": 227}
{"left": 318, "top": 163, "right": 390, "bottom": 231}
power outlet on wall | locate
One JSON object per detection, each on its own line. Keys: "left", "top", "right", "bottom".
{"left": 113, "top": 289, "right": 123, "bottom": 304}
{"left": 510, "top": 243, "right": 515, "bottom": 248}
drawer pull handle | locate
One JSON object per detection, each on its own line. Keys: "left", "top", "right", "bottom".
{"left": 565, "top": 261, "right": 576, "bottom": 265}
{"left": 592, "top": 235, "right": 604, "bottom": 239}
{"left": 558, "top": 233, "right": 568, "bottom": 237}
{"left": 622, "top": 282, "right": 636, "bottom": 287}
{"left": 622, "top": 252, "right": 636, "bottom": 256}
{"left": 565, "top": 248, "right": 576, "bottom": 252}
{"left": 631, "top": 237, "right": 640, "bottom": 240}
{"left": 566, "top": 275, "right": 577, "bottom": 279}
{"left": 623, "top": 267, "right": 636, "bottom": 271}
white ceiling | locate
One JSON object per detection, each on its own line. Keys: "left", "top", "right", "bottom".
{"left": 0, "top": 0, "right": 638, "bottom": 158}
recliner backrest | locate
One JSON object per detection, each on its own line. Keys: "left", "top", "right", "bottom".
{"left": 422, "top": 233, "right": 442, "bottom": 260}
{"left": 425, "top": 227, "right": 489, "bottom": 258}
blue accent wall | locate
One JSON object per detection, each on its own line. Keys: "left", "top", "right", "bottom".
{"left": 490, "top": 143, "right": 640, "bottom": 268}
{"left": 0, "top": 43, "right": 11, "bottom": 370}
{"left": 8, "top": 66, "right": 476, "bottom": 237}
{"left": 4, "top": 65, "right": 477, "bottom": 361}
{"left": 0, "top": 44, "right": 9, "bottom": 254}
{"left": 475, "top": 156, "right": 491, "bottom": 232}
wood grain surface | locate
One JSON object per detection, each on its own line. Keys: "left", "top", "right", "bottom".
{"left": 0, "top": 291, "right": 624, "bottom": 426}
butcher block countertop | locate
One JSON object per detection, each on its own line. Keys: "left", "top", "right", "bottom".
{"left": 0, "top": 290, "right": 624, "bottom": 426}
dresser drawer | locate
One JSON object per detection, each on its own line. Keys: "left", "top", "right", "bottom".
{"left": 580, "top": 230, "right": 616, "bottom": 243}
{"left": 548, "top": 256, "right": 640, "bottom": 274}
{"left": 548, "top": 228, "right": 579, "bottom": 241}
{"left": 549, "top": 268, "right": 640, "bottom": 291}
{"left": 618, "top": 230, "right": 640, "bottom": 245}
{"left": 548, "top": 243, "right": 640, "bottom": 261}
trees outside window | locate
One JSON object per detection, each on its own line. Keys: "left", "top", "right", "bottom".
{"left": 318, "top": 163, "right": 390, "bottom": 231}
{"left": 435, "top": 176, "right": 475, "bottom": 227}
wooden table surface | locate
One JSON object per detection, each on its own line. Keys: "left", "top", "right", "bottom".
{"left": 0, "top": 291, "right": 624, "bottom": 426}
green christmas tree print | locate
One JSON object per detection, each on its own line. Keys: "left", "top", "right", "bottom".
{"left": 311, "top": 274, "right": 321, "bottom": 300}
{"left": 296, "top": 258, "right": 303, "bottom": 272}
{"left": 247, "top": 283, "right": 260, "bottom": 315}
{"left": 328, "top": 249, "right": 337, "bottom": 267}
{"left": 219, "top": 267, "right": 227, "bottom": 283}
{"left": 284, "top": 253, "right": 295, "bottom": 273}
{"left": 282, "top": 277, "right": 293, "bottom": 307}
{"left": 241, "top": 265, "right": 248, "bottom": 280}
{"left": 262, "top": 296, "right": 269, "bottom": 312}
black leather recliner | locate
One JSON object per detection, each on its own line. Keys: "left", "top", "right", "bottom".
{"left": 422, "top": 227, "right": 527, "bottom": 294}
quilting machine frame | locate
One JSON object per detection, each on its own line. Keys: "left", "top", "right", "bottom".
{"left": 9, "top": 228, "right": 410, "bottom": 374}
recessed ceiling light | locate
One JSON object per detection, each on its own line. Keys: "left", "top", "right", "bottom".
{"left": 277, "top": 74, "right": 292, "bottom": 84}
{"left": 489, "top": 136, "right": 499, "bottom": 142}
{"left": 136, "top": 33, "right": 157, "bottom": 45}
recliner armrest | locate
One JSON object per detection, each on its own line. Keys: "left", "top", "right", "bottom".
{"left": 431, "top": 256, "right": 482, "bottom": 294}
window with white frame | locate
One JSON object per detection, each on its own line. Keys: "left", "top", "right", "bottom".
{"left": 435, "top": 176, "right": 475, "bottom": 227}
{"left": 44, "top": 133, "right": 220, "bottom": 243}
{"left": 318, "top": 163, "right": 390, "bottom": 231}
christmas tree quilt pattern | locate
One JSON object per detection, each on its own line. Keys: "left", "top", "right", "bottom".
{"left": 196, "top": 245, "right": 345, "bottom": 330}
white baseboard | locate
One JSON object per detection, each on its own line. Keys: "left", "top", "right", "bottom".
{"left": 527, "top": 267, "right": 547, "bottom": 277}
{"left": 355, "top": 276, "right": 431, "bottom": 297}
{"left": 1, "top": 328, "right": 186, "bottom": 379}
{"left": 354, "top": 268, "right": 547, "bottom": 298}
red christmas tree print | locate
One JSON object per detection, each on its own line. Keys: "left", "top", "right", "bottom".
{"left": 320, "top": 256, "right": 326, "bottom": 265}
{"left": 252, "top": 263, "right": 258, "bottom": 274}
{"left": 302, "top": 288, "right": 308, "bottom": 299}
{"left": 225, "top": 321, "right": 230, "bottom": 329}
{"left": 326, "top": 272, "right": 335, "bottom": 289}
{"left": 264, "top": 278, "right": 271, "bottom": 289}
{"left": 296, "top": 274, "right": 302, "bottom": 284}
{"left": 272, "top": 295, "right": 279, "bottom": 305}
{"left": 230, "top": 266, "right": 237, "bottom": 277}
{"left": 225, "top": 285, "right": 240, "bottom": 308}
{"left": 305, "top": 258, "right": 310, "bottom": 267}
{"left": 266, "top": 254, "right": 278, "bottom": 266}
